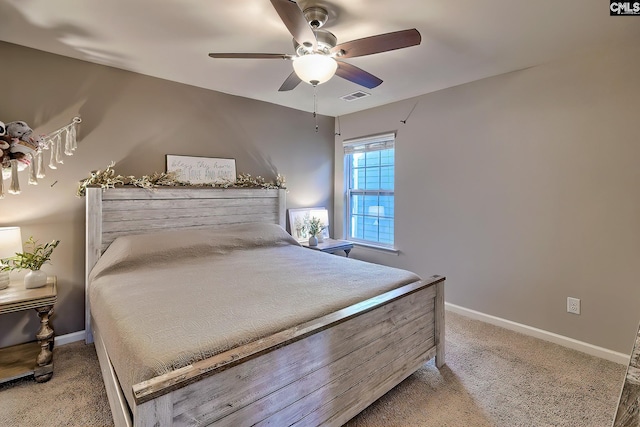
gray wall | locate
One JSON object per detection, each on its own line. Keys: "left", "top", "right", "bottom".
{"left": 4, "top": 39, "right": 638, "bottom": 356}
{"left": 0, "top": 41, "right": 334, "bottom": 347}
{"left": 335, "top": 45, "right": 640, "bottom": 354}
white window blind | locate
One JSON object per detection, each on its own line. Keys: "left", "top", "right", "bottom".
{"left": 343, "top": 132, "right": 395, "bottom": 154}
{"left": 343, "top": 132, "right": 395, "bottom": 247}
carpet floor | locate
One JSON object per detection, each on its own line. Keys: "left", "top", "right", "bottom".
{"left": 0, "top": 311, "right": 626, "bottom": 426}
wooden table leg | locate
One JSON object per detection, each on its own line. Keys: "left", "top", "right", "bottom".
{"left": 34, "top": 305, "right": 54, "bottom": 382}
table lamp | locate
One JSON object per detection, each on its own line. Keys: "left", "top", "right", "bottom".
{"left": 0, "top": 227, "right": 22, "bottom": 290}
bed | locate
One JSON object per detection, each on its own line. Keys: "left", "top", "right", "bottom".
{"left": 85, "top": 186, "right": 445, "bottom": 427}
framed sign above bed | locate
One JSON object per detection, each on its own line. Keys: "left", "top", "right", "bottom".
{"left": 166, "top": 155, "right": 236, "bottom": 184}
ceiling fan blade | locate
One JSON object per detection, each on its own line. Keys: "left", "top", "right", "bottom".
{"left": 278, "top": 71, "right": 302, "bottom": 91}
{"left": 331, "top": 28, "right": 421, "bottom": 59}
{"left": 270, "top": 0, "right": 317, "bottom": 51}
{"left": 208, "top": 53, "right": 293, "bottom": 60}
{"left": 335, "top": 61, "right": 383, "bottom": 89}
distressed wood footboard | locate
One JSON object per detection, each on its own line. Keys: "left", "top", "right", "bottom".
{"left": 125, "top": 275, "right": 445, "bottom": 426}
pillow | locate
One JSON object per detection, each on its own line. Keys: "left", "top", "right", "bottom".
{"left": 89, "top": 223, "right": 299, "bottom": 282}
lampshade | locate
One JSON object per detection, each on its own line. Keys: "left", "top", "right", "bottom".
{"left": 0, "top": 227, "right": 22, "bottom": 259}
{"left": 292, "top": 54, "right": 338, "bottom": 86}
{"left": 0, "top": 227, "right": 22, "bottom": 290}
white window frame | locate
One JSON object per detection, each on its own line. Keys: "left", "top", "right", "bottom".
{"left": 344, "top": 132, "right": 396, "bottom": 249}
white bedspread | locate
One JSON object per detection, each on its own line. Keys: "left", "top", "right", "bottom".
{"left": 89, "top": 223, "right": 421, "bottom": 407}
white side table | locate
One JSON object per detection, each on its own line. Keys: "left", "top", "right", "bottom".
{"left": 301, "top": 238, "right": 354, "bottom": 257}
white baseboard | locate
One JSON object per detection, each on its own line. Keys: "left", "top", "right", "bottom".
{"left": 54, "top": 330, "right": 85, "bottom": 346}
{"left": 445, "top": 303, "right": 630, "bottom": 365}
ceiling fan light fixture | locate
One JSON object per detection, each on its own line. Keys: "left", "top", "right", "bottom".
{"left": 292, "top": 54, "right": 338, "bottom": 86}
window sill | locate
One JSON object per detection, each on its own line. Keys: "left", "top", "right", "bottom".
{"left": 352, "top": 242, "right": 400, "bottom": 256}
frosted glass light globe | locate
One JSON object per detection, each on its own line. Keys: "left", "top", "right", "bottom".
{"left": 293, "top": 54, "right": 338, "bottom": 86}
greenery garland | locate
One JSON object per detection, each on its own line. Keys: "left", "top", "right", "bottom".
{"left": 76, "top": 162, "right": 286, "bottom": 197}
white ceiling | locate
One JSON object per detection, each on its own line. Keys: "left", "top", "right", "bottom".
{"left": 0, "top": 0, "right": 637, "bottom": 117}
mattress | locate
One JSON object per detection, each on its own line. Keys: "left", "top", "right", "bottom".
{"left": 88, "top": 223, "right": 421, "bottom": 408}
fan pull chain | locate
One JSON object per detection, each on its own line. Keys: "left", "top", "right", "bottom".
{"left": 9, "top": 159, "right": 20, "bottom": 194}
{"left": 28, "top": 153, "right": 38, "bottom": 185}
{"left": 313, "top": 84, "right": 319, "bottom": 132}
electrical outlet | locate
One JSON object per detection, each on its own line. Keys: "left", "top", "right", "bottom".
{"left": 567, "top": 297, "right": 580, "bottom": 315}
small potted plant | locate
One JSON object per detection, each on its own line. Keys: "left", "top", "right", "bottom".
{"left": 306, "top": 217, "right": 325, "bottom": 246}
{"left": 1, "top": 237, "right": 60, "bottom": 289}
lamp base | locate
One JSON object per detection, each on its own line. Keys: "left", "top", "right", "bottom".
{"left": 0, "top": 271, "right": 9, "bottom": 290}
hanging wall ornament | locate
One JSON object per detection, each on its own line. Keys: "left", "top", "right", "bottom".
{"left": 70, "top": 122, "right": 78, "bottom": 151}
{"left": 8, "top": 159, "right": 20, "bottom": 194}
{"left": 28, "top": 153, "right": 38, "bottom": 185}
{"left": 36, "top": 151, "right": 46, "bottom": 178}
{"left": 0, "top": 116, "right": 80, "bottom": 196}
{"left": 64, "top": 128, "right": 73, "bottom": 156}
{"left": 55, "top": 134, "right": 63, "bottom": 165}
{"left": 48, "top": 141, "right": 57, "bottom": 170}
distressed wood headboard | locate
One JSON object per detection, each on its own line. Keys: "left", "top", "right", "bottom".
{"left": 84, "top": 186, "right": 286, "bottom": 343}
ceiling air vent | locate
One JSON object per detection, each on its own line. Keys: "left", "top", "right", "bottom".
{"left": 340, "top": 91, "right": 371, "bottom": 102}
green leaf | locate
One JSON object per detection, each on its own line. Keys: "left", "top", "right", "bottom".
{"left": 2, "top": 237, "right": 60, "bottom": 271}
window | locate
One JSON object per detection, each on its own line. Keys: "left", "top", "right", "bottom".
{"left": 344, "top": 133, "right": 395, "bottom": 247}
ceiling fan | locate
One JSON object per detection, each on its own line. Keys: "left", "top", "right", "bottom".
{"left": 208, "top": 0, "right": 422, "bottom": 92}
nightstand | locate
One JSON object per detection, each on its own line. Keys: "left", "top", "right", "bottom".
{"left": 301, "top": 238, "right": 354, "bottom": 257}
{"left": 0, "top": 276, "right": 57, "bottom": 383}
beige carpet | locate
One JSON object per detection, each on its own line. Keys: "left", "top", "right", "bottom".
{"left": 0, "top": 312, "right": 626, "bottom": 426}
